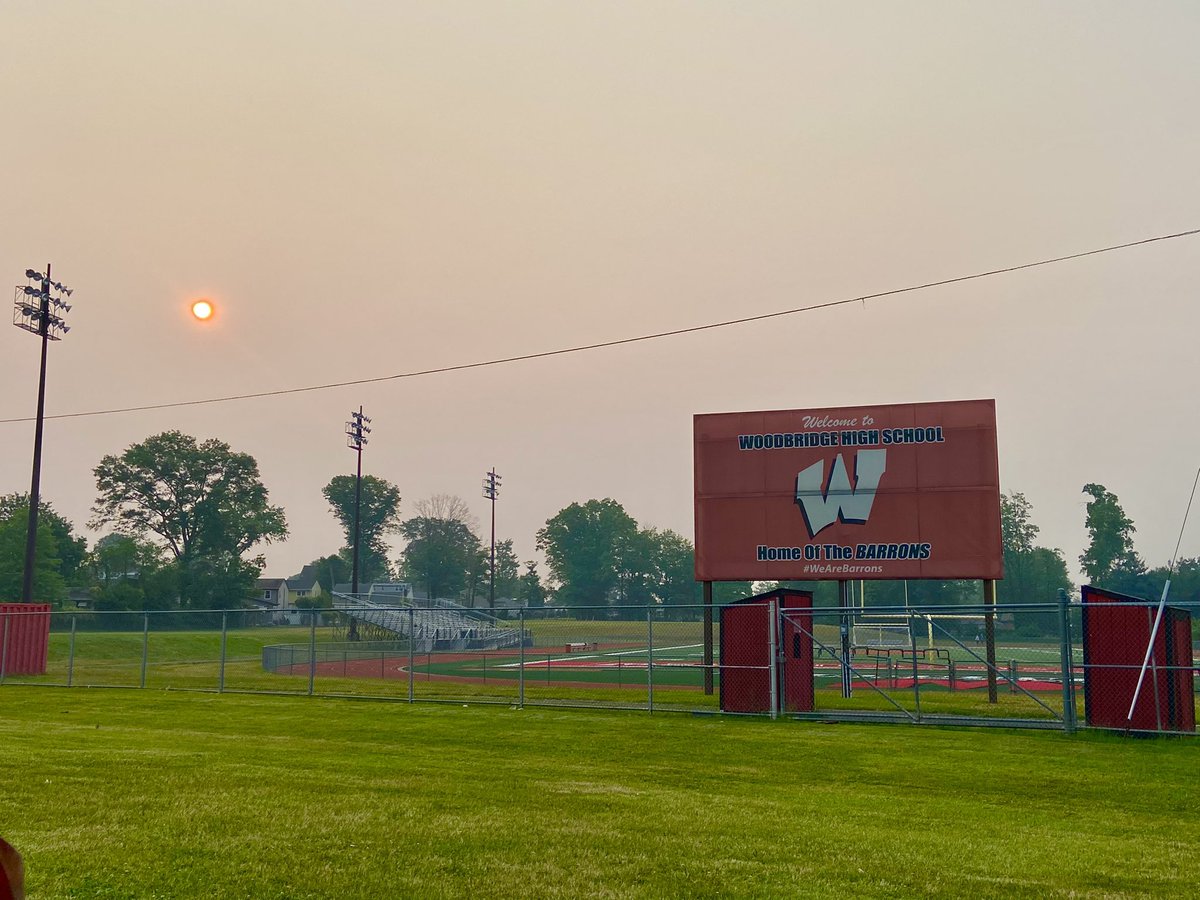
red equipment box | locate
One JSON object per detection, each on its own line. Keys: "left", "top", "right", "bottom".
{"left": 1080, "top": 585, "right": 1195, "bottom": 733}
{"left": 0, "top": 603, "right": 52, "bottom": 676}
{"left": 720, "top": 588, "right": 813, "bottom": 714}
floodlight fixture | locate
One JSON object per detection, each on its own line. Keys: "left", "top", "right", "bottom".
{"left": 483, "top": 468, "right": 501, "bottom": 611}
{"left": 12, "top": 263, "right": 78, "bottom": 603}
{"left": 344, "top": 406, "right": 372, "bottom": 629}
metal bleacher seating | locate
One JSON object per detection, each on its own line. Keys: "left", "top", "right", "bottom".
{"left": 331, "top": 589, "right": 527, "bottom": 653}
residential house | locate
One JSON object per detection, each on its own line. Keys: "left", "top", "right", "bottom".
{"left": 254, "top": 577, "right": 289, "bottom": 611}
{"left": 287, "top": 565, "right": 324, "bottom": 604}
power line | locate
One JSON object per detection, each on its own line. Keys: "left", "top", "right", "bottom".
{"left": 3, "top": 226, "right": 1198, "bottom": 425}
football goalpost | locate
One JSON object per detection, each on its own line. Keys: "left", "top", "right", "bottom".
{"left": 850, "top": 581, "right": 987, "bottom": 652}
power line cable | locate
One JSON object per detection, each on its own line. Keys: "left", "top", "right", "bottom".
{"left": 3, "top": 226, "right": 1198, "bottom": 425}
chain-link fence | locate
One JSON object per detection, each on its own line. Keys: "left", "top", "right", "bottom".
{"left": 0, "top": 593, "right": 1194, "bottom": 733}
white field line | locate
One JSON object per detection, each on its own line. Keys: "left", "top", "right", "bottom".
{"left": 496, "top": 642, "right": 703, "bottom": 670}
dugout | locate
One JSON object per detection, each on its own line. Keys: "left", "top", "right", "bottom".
{"left": 0, "top": 604, "right": 51, "bottom": 676}
{"left": 719, "top": 588, "right": 813, "bottom": 715}
{"left": 1080, "top": 585, "right": 1195, "bottom": 733}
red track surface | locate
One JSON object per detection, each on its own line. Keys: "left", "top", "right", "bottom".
{"left": 273, "top": 653, "right": 1066, "bottom": 692}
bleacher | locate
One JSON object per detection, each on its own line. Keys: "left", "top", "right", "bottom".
{"left": 331, "top": 589, "right": 528, "bottom": 653}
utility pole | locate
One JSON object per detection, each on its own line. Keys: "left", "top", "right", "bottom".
{"left": 346, "top": 407, "right": 371, "bottom": 640}
{"left": 483, "top": 468, "right": 501, "bottom": 612}
{"left": 13, "top": 265, "right": 73, "bottom": 603}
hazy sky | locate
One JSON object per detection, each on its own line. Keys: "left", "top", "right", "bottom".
{"left": 3, "top": 2, "right": 1199, "bottom": 588}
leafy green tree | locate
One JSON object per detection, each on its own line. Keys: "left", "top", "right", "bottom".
{"left": 178, "top": 552, "right": 261, "bottom": 610}
{"left": 88, "top": 534, "right": 164, "bottom": 582}
{"left": 0, "top": 493, "right": 87, "bottom": 588}
{"left": 84, "top": 534, "right": 172, "bottom": 610}
{"left": 493, "top": 539, "right": 522, "bottom": 601}
{"left": 473, "top": 539, "right": 522, "bottom": 608}
{"left": 92, "top": 431, "right": 288, "bottom": 607}
{"left": 1138, "top": 557, "right": 1200, "bottom": 605}
{"left": 650, "top": 528, "right": 701, "bottom": 619}
{"left": 465, "top": 543, "right": 489, "bottom": 607}
{"left": 615, "top": 528, "right": 659, "bottom": 614}
{"left": 999, "top": 492, "right": 1038, "bottom": 601}
{"left": 1080, "top": 483, "right": 1144, "bottom": 587}
{"left": 398, "top": 495, "right": 482, "bottom": 600}
{"left": 536, "top": 499, "right": 640, "bottom": 612}
{"left": 1012, "top": 546, "right": 1074, "bottom": 634}
{"left": 0, "top": 513, "right": 65, "bottom": 603}
{"left": 307, "top": 553, "right": 351, "bottom": 592}
{"left": 517, "top": 560, "right": 546, "bottom": 608}
{"left": 321, "top": 475, "right": 402, "bottom": 584}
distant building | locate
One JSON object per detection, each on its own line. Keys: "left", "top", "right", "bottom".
{"left": 286, "top": 565, "right": 323, "bottom": 604}
{"left": 255, "top": 577, "right": 289, "bottom": 611}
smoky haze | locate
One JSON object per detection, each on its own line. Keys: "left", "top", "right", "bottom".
{"left": 2, "top": 2, "right": 1199, "bottom": 586}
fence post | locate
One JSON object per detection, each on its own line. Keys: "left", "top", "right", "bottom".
{"left": 1009, "top": 660, "right": 1018, "bottom": 694}
{"left": 219, "top": 612, "right": 227, "bottom": 694}
{"left": 948, "top": 659, "right": 956, "bottom": 692}
{"left": 647, "top": 606, "right": 655, "bottom": 714}
{"left": 140, "top": 612, "right": 149, "bottom": 689}
{"left": 908, "top": 611, "right": 922, "bottom": 722}
{"left": 1058, "top": 589, "right": 1077, "bottom": 734}
{"left": 308, "top": 610, "right": 317, "bottom": 697}
{"left": 838, "top": 581, "right": 852, "bottom": 698}
{"left": 407, "top": 608, "right": 414, "bottom": 703}
{"left": 518, "top": 608, "right": 525, "bottom": 709}
{"left": 767, "top": 600, "right": 778, "bottom": 720}
{"left": 67, "top": 616, "right": 76, "bottom": 687}
{"left": 0, "top": 615, "right": 8, "bottom": 685}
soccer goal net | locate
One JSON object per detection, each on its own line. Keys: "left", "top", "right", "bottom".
{"left": 852, "top": 621, "right": 911, "bottom": 650}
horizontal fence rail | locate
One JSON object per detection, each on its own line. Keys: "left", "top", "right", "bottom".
{"left": 0, "top": 596, "right": 1195, "bottom": 735}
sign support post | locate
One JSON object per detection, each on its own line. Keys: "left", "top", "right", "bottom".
{"left": 839, "top": 580, "right": 852, "bottom": 698}
{"left": 984, "top": 579, "right": 997, "bottom": 703}
{"left": 703, "top": 581, "right": 714, "bottom": 695}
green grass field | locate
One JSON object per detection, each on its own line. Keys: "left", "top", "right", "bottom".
{"left": 1, "top": 688, "right": 1198, "bottom": 898}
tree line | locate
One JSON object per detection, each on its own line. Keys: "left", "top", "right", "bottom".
{"left": 0, "top": 430, "right": 1188, "bottom": 620}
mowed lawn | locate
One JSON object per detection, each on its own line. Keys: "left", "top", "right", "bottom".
{"left": 1, "top": 689, "right": 1197, "bottom": 899}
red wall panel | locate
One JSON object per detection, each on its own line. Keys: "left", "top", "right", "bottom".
{"left": 0, "top": 604, "right": 51, "bottom": 676}
{"left": 1081, "top": 586, "right": 1194, "bottom": 733}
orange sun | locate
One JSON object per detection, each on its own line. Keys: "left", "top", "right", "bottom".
{"left": 191, "top": 299, "right": 214, "bottom": 321}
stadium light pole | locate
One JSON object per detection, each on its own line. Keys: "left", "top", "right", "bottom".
{"left": 483, "top": 468, "right": 500, "bottom": 612}
{"left": 13, "top": 264, "right": 74, "bottom": 603}
{"left": 346, "top": 407, "right": 371, "bottom": 640}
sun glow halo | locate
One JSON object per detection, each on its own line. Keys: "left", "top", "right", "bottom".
{"left": 191, "top": 299, "right": 214, "bottom": 321}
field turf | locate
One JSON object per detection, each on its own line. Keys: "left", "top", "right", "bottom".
{"left": 2, "top": 688, "right": 1198, "bottom": 898}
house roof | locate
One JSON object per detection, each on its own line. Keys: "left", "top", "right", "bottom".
{"left": 255, "top": 578, "right": 288, "bottom": 590}
{"left": 287, "top": 564, "right": 322, "bottom": 591}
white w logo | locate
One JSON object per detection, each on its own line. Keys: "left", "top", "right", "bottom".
{"left": 794, "top": 450, "right": 887, "bottom": 538}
